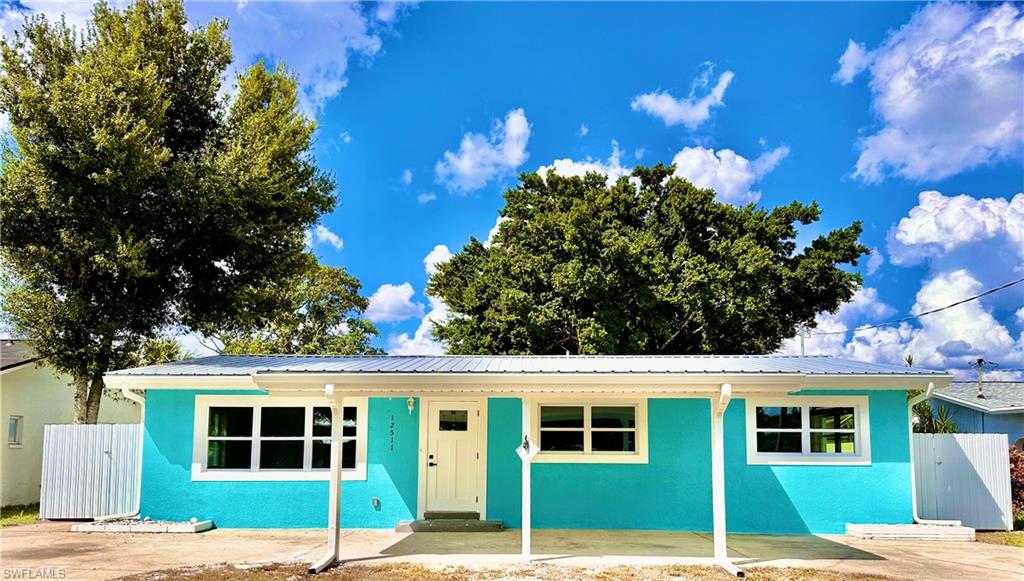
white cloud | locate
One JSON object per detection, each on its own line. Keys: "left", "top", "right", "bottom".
{"left": 401, "top": 169, "right": 413, "bottom": 185}
{"left": 631, "top": 64, "right": 734, "bottom": 129}
{"left": 435, "top": 108, "right": 531, "bottom": 193}
{"left": 833, "top": 40, "right": 870, "bottom": 85}
{"left": 339, "top": 131, "right": 352, "bottom": 144}
{"left": 866, "top": 248, "right": 885, "bottom": 275}
{"left": 417, "top": 192, "right": 436, "bottom": 204}
{"left": 578, "top": 123, "right": 589, "bottom": 137}
{"left": 365, "top": 282, "right": 424, "bottom": 323}
{"left": 838, "top": 3, "right": 1024, "bottom": 182}
{"left": 671, "top": 146, "right": 789, "bottom": 205}
{"left": 634, "top": 147, "right": 646, "bottom": 160}
{"left": 388, "top": 296, "right": 448, "bottom": 355}
{"left": 309, "top": 224, "right": 343, "bottom": 251}
{"left": 424, "top": 244, "right": 453, "bottom": 276}
{"left": 888, "top": 191, "right": 1024, "bottom": 267}
{"left": 486, "top": 216, "right": 510, "bottom": 247}
{"left": 0, "top": 111, "right": 8, "bottom": 136}
{"left": 537, "top": 140, "right": 632, "bottom": 185}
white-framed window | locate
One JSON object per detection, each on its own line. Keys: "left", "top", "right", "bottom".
{"left": 530, "top": 399, "right": 648, "bottom": 464}
{"left": 8, "top": 415, "right": 24, "bottom": 447}
{"left": 192, "top": 396, "right": 367, "bottom": 481}
{"left": 745, "top": 396, "right": 871, "bottom": 466}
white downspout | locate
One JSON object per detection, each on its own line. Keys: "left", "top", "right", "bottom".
{"left": 907, "top": 382, "right": 960, "bottom": 526}
{"left": 516, "top": 398, "right": 539, "bottom": 561}
{"left": 310, "top": 384, "right": 344, "bottom": 574}
{"left": 95, "top": 387, "right": 146, "bottom": 522}
{"left": 712, "top": 384, "right": 744, "bottom": 578}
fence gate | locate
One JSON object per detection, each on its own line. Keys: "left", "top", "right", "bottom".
{"left": 40, "top": 423, "right": 141, "bottom": 519}
{"left": 913, "top": 433, "right": 1012, "bottom": 530}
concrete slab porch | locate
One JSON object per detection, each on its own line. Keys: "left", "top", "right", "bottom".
{"left": 1, "top": 522, "right": 1021, "bottom": 581}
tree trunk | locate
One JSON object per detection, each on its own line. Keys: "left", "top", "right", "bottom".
{"left": 72, "top": 372, "right": 106, "bottom": 424}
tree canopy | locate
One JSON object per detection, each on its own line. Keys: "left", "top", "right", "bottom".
{"left": 217, "top": 256, "right": 382, "bottom": 356}
{"left": 0, "top": 0, "right": 338, "bottom": 422}
{"left": 428, "top": 165, "right": 869, "bottom": 355}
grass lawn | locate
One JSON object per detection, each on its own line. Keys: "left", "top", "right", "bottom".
{"left": 976, "top": 531, "right": 1024, "bottom": 548}
{"left": 0, "top": 503, "right": 39, "bottom": 527}
{"left": 118, "top": 563, "right": 896, "bottom": 581}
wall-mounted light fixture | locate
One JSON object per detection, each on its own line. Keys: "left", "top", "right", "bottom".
{"left": 407, "top": 397, "right": 415, "bottom": 415}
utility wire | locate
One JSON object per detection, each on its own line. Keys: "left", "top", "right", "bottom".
{"left": 811, "top": 276, "right": 1024, "bottom": 337}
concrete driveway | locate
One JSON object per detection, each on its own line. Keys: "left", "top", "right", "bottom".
{"left": 1, "top": 522, "right": 1021, "bottom": 580}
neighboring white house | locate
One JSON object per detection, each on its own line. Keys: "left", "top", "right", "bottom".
{"left": 1, "top": 339, "right": 141, "bottom": 506}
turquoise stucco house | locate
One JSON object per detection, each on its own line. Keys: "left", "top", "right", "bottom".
{"left": 105, "top": 354, "right": 950, "bottom": 572}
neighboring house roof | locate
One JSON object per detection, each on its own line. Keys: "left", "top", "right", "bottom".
{"left": 932, "top": 382, "right": 1024, "bottom": 414}
{"left": 108, "top": 354, "right": 947, "bottom": 377}
{"left": 0, "top": 339, "right": 40, "bottom": 371}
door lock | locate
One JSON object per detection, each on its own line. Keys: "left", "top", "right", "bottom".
{"left": 428, "top": 461, "right": 437, "bottom": 467}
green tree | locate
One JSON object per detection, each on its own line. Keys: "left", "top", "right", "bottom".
{"left": 217, "top": 256, "right": 382, "bottom": 355}
{"left": 428, "top": 166, "right": 869, "bottom": 355}
{"left": 0, "top": 0, "right": 336, "bottom": 422}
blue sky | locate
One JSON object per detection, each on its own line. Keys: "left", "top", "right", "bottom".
{"left": 2, "top": 1, "right": 1022, "bottom": 377}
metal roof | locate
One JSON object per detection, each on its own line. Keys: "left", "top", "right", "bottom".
{"left": 107, "top": 354, "right": 947, "bottom": 377}
{"left": 1, "top": 340, "right": 40, "bottom": 371}
{"left": 933, "top": 382, "right": 1024, "bottom": 413}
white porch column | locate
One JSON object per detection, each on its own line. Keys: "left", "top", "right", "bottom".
{"left": 310, "top": 384, "right": 343, "bottom": 574}
{"left": 516, "top": 397, "right": 539, "bottom": 561}
{"left": 711, "top": 384, "right": 743, "bottom": 577}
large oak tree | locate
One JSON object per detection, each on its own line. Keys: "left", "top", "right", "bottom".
{"left": 0, "top": 0, "right": 344, "bottom": 422}
{"left": 428, "top": 166, "right": 869, "bottom": 355}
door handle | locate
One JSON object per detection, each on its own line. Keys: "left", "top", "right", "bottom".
{"left": 428, "top": 461, "right": 437, "bottom": 467}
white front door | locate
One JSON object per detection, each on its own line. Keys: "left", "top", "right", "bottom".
{"left": 425, "top": 400, "right": 481, "bottom": 512}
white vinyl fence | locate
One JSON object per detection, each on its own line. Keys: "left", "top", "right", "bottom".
{"left": 913, "top": 433, "right": 1012, "bottom": 531}
{"left": 40, "top": 423, "right": 142, "bottom": 519}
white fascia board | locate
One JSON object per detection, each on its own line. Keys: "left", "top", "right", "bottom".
{"left": 102, "top": 374, "right": 259, "bottom": 391}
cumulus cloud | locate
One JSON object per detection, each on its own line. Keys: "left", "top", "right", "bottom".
{"left": 435, "top": 108, "right": 531, "bottom": 193}
{"left": 424, "top": 244, "right": 453, "bottom": 276}
{"left": 671, "top": 145, "right": 789, "bottom": 205}
{"left": 307, "top": 224, "right": 343, "bottom": 251}
{"left": 631, "top": 64, "right": 734, "bottom": 129}
{"left": 837, "top": 3, "right": 1024, "bottom": 182}
{"left": 537, "top": 141, "right": 632, "bottom": 185}
{"left": 486, "top": 216, "right": 510, "bottom": 247}
{"left": 417, "top": 192, "right": 436, "bottom": 205}
{"left": 365, "top": 282, "right": 425, "bottom": 323}
{"left": 833, "top": 40, "right": 870, "bottom": 85}
{"left": 578, "top": 123, "right": 589, "bottom": 137}
{"left": 866, "top": 248, "right": 885, "bottom": 275}
{"left": 401, "top": 169, "right": 413, "bottom": 185}
{"left": 387, "top": 296, "right": 448, "bottom": 355}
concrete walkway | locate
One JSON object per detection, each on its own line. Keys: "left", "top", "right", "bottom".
{"left": 1, "top": 522, "right": 1021, "bottom": 580}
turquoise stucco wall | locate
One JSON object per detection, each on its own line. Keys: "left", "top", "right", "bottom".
{"left": 486, "top": 391, "right": 912, "bottom": 534}
{"left": 141, "top": 389, "right": 912, "bottom": 532}
{"left": 139, "top": 391, "right": 418, "bottom": 528}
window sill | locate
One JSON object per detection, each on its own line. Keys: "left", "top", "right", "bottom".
{"left": 7, "top": 444, "right": 23, "bottom": 449}
{"left": 532, "top": 451, "right": 648, "bottom": 464}
{"left": 190, "top": 463, "right": 367, "bottom": 482}
{"left": 746, "top": 455, "right": 870, "bottom": 466}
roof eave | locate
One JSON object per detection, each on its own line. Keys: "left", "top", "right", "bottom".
{"left": 103, "top": 370, "right": 950, "bottom": 393}
{"left": 932, "top": 392, "right": 1024, "bottom": 414}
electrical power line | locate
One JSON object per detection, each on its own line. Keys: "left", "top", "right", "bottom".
{"left": 811, "top": 276, "right": 1024, "bottom": 337}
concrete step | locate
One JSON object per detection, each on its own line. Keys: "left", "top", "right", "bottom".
{"left": 847, "top": 523, "right": 975, "bottom": 541}
{"left": 423, "top": 510, "right": 480, "bottom": 520}
{"left": 396, "top": 518, "right": 503, "bottom": 533}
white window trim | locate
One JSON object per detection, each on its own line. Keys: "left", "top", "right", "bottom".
{"left": 191, "top": 395, "right": 368, "bottom": 481}
{"left": 745, "top": 396, "right": 871, "bottom": 466}
{"left": 8, "top": 415, "right": 24, "bottom": 448}
{"left": 529, "top": 397, "right": 648, "bottom": 464}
